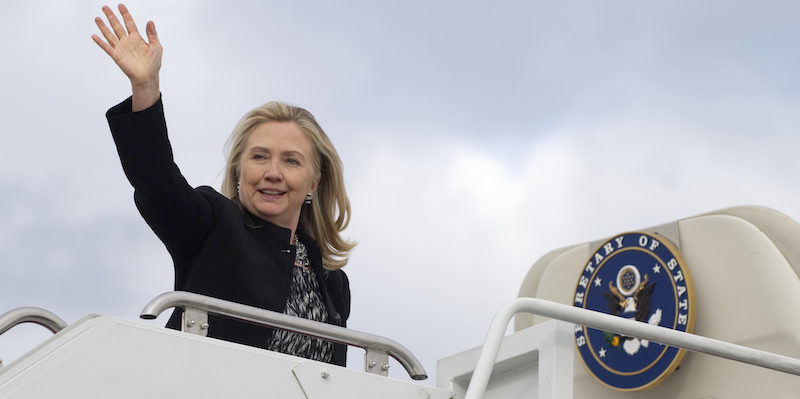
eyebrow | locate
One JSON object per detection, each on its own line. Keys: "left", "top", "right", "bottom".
{"left": 247, "top": 147, "right": 307, "bottom": 160}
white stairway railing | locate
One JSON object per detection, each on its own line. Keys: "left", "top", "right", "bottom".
{"left": 464, "top": 298, "right": 800, "bottom": 399}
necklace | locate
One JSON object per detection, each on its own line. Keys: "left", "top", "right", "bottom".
{"left": 294, "top": 235, "right": 310, "bottom": 268}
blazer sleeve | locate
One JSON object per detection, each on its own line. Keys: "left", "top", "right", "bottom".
{"left": 106, "top": 96, "right": 213, "bottom": 263}
{"left": 329, "top": 269, "right": 351, "bottom": 326}
{"left": 340, "top": 270, "right": 351, "bottom": 325}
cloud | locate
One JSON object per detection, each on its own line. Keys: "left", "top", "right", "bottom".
{"left": 340, "top": 106, "right": 800, "bottom": 380}
{"left": 0, "top": 182, "right": 173, "bottom": 363}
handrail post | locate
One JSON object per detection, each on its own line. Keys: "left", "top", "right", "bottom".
{"left": 182, "top": 307, "right": 209, "bottom": 337}
{"left": 364, "top": 349, "right": 390, "bottom": 376}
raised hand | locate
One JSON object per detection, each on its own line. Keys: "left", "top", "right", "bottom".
{"left": 92, "top": 4, "right": 162, "bottom": 111}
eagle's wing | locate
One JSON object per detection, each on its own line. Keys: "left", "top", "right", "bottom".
{"left": 635, "top": 282, "right": 656, "bottom": 322}
{"left": 604, "top": 291, "right": 622, "bottom": 316}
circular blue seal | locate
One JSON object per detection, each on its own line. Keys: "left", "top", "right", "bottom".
{"left": 573, "top": 232, "right": 695, "bottom": 391}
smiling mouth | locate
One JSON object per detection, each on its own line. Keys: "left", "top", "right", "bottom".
{"left": 258, "top": 189, "right": 285, "bottom": 195}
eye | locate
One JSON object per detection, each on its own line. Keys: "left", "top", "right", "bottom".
{"left": 251, "top": 153, "right": 266, "bottom": 160}
{"left": 286, "top": 158, "right": 301, "bottom": 166}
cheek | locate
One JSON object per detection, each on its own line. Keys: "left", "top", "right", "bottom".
{"left": 239, "top": 162, "right": 258, "bottom": 183}
{"left": 300, "top": 171, "right": 319, "bottom": 191}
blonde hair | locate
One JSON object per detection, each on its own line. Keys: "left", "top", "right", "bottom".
{"left": 221, "top": 102, "right": 355, "bottom": 270}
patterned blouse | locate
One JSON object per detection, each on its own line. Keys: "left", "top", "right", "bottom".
{"left": 266, "top": 237, "right": 333, "bottom": 362}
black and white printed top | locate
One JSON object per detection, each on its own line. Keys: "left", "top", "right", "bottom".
{"left": 267, "top": 237, "right": 334, "bottom": 362}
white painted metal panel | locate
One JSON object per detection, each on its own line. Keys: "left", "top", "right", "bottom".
{"left": 293, "top": 361, "right": 452, "bottom": 399}
{"left": 437, "top": 320, "right": 574, "bottom": 399}
{"left": 0, "top": 315, "right": 453, "bottom": 399}
{"left": 0, "top": 315, "right": 307, "bottom": 398}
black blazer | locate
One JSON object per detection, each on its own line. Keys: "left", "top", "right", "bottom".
{"left": 106, "top": 96, "right": 351, "bottom": 366}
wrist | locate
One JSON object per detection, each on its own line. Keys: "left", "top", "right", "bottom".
{"left": 131, "top": 77, "right": 160, "bottom": 112}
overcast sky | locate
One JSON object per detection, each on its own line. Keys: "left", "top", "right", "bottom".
{"left": 1, "top": 0, "right": 799, "bottom": 384}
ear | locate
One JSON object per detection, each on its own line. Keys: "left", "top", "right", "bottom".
{"left": 310, "top": 174, "right": 321, "bottom": 192}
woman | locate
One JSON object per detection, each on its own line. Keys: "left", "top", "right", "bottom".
{"left": 92, "top": 4, "right": 355, "bottom": 366}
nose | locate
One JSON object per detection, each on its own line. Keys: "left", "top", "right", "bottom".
{"left": 262, "top": 159, "right": 283, "bottom": 182}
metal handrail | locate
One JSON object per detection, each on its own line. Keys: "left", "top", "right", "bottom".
{"left": 140, "top": 291, "right": 427, "bottom": 380}
{"left": 0, "top": 307, "right": 68, "bottom": 337}
{"left": 464, "top": 298, "right": 800, "bottom": 399}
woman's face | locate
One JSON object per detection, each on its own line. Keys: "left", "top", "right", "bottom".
{"left": 238, "top": 121, "right": 320, "bottom": 232}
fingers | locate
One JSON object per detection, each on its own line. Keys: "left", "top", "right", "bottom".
{"left": 101, "top": 5, "right": 127, "bottom": 39}
{"left": 95, "top": 4, "right": 150, "bottom": 50}
{"left": 94, "top": 3, "right": 159, "bottom": 60}
{"left": 94, "top": 16, "right": 118, "bottom": 48}
{"left": 91, "top": 34, "right": 115, "bottom": 57}
{"left": 118, "top": 4, "right": 140, "bottom": 35}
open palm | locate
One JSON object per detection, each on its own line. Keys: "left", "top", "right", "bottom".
{"left": 92, "top": 4, "right": 162, "bottom": 110}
